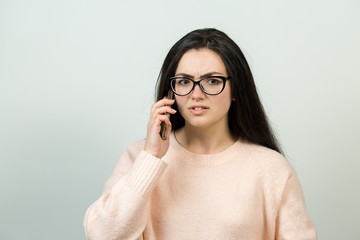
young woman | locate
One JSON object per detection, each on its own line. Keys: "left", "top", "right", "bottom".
{"left": 84, "top": 28, "right": 317, "bottom": 240}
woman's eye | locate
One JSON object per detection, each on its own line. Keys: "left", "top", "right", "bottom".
{"left": 207, "top": 78, "right": 220, "bottom": 85}
{"left": 178, "top": 79, "right": 191, "bottom": 85}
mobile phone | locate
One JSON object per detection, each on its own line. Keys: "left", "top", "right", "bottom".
{"left": 160, "top": 90, "right": 174, "bottom": 140}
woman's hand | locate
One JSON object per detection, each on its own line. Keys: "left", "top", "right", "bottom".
{"left": 144, "top": 97, "right": 176, "bottom": 159}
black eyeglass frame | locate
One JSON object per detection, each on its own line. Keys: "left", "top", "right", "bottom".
{"left": 169, "top": 76, "right": 231, "bottom": 96}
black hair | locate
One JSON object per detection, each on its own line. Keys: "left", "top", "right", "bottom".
{"left": 156, "top": 28, "right": 282, "bottom": 153}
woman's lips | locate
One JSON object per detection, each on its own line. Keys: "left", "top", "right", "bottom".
{"left": 189, "top": 106, "right": 209, "bottom": 115}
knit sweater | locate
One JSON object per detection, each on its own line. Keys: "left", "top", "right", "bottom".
{"left": 84, "top": 132, "right": 317, "bottom": 240}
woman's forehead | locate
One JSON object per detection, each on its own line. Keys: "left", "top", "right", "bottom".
{"left": 175, "top": 48, "right": 227, "bottom": 76}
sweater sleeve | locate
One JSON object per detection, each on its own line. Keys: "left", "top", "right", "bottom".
{"left": 275, "top": 171, "right": 317, "bottom": 240}
{"left": 83, "top": 148, "right": 167, "bottom": 240}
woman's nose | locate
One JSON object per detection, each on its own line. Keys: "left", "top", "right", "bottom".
{"left": 190, "top": 83, "right": 206, "bottom": 99}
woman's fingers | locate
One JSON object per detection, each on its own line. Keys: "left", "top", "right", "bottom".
{"left": 148, "top": 113, "right": 172, "bottom": 132}
{"left": 157, "top": 114, "right": 172, "bottom": 127}
{"left": 150, "top": 98, "right": 175, "bottom": 113}
{"left": 145, "top": 97, "right": 176, "bottom": 158}
{"left": 147, "top": 98, "right": 175, "bottom": 130}
{"left": 149, "top": 99, "right": 176, "bottom": 123}
{"left": 153, "top": 106, "right": 177, "bottom": 118}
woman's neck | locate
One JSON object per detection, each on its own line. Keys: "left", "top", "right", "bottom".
{"left": 174, "top": 125, "right": 236, "bottom": 154}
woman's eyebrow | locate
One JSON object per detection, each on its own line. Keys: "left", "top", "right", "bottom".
{"left": 175, "top": 73, "right": 193, "bottom": 78}
{"left": 175, "top": 72, "right": 224, "bottom": 78}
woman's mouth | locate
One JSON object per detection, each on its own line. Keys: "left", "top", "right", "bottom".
{"left": 190, "top": 106, "right": 209, "bottom": 115}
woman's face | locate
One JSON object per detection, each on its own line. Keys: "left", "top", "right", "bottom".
{"left": 174, "top": 48, "right": 232, "bottom": 131}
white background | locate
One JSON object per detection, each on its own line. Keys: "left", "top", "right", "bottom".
{"left": 1, "top": 0, "right": 359, "bottom": 239}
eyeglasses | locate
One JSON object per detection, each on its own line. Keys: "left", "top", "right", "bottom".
{"left": 169, "top": 76, "right": 231, "bottom": 96}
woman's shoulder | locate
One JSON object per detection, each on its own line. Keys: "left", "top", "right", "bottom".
{"left": 243, "top": 142, "right": 293, "bottom": 175}
{"left": 103, "top": 139, "right": 146, "bottom": 191}
{"left": 244, "top": 143, "right": 299, "bottom": 200}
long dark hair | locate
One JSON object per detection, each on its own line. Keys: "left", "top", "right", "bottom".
{"left": 156, "top": 28, "right": 282, "bottom": 153}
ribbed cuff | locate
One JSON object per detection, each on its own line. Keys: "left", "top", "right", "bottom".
{"left": 127, "top": 150, "right": 167, "bottom": 197}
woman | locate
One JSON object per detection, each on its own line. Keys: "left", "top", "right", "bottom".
{"left": 84, "top": 28, "right": 317, "bottom": 240}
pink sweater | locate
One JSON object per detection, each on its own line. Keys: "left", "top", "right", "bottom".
{"left": 84, "top": 133, "right": 317, "bottom": 240}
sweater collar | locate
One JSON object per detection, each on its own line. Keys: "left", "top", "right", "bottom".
{"left": 168, "top": 132, "right": 247, "bottom": 167}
